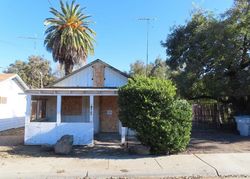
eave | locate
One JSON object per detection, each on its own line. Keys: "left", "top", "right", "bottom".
{"left": 25, "top": 88, "right": 119, "bottom": 96}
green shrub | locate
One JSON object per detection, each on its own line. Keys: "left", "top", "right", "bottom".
{"left": 118, "top": 76, "right": 192, "bottom": 154}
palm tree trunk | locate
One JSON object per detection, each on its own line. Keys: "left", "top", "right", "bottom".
{"left": 64, "top": 60, "right": 74, "bottom": 75}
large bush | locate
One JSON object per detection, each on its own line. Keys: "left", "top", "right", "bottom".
{"left": 118, "top": 76, "right": 192, "bottom": 154}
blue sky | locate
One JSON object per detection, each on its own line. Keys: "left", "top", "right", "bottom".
{"left": 0, "top": 0, "right": 233, "bottom": 73}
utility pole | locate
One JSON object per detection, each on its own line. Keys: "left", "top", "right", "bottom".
{"left": 138, "top": 17, "right": 155, "bottom": 76}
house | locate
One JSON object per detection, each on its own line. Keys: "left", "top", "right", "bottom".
{"left": 24, "top": 59, "right": 130, "bottom": 145}
{"left": 0, "top": 74, "right": 29, "bottom": 131}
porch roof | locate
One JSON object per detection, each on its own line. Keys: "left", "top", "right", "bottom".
{"left": 25, "top": 87, "right": 118, "bottom": 96}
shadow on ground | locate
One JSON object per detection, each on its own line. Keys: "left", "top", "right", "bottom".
{"left": 0, "top": 127, "right": 250, "bottom": 159}
{"left": 0, "top": 131, "right": 149, "bottom": 159}
{"left": 186, "top": 129, "right": 250, "bottom": 154}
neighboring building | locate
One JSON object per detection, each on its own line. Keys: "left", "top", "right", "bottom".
{"left": 0, "top": 74, "right": 29, "bottom": 131}
{"left": 24, "top": 59, "right": 130, "bottom": 145}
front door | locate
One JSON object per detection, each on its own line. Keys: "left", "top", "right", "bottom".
{"left": 100, "top": 96, "right": 119, "bottom": 132}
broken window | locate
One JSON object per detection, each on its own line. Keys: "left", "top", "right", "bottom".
{"left": 30, "top": 96, "right": 57, "bottom": 122}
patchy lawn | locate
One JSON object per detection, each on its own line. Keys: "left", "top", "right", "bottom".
{"left": 0, "top": 127, "right": 249, "bottom": 159}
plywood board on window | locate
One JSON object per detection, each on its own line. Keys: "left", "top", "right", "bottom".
{"left": 100, "top": 96, "right": 119, "bottom": 132}
{"left": 62, "top": 96, "right": 82, "bottom": 115}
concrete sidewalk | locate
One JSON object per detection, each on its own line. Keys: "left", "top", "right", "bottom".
{"left": 0, "top": 153, "right": 250, "bottom": 178}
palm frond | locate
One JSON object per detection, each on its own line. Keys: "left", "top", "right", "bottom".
{"left": 44, "top": 0, "right": 95, "bottom": 75}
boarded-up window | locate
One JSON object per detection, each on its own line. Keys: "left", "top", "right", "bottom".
{"left": 0, "top": 96, "right": 7, "bottom": 104}
{"left": 62, "top": 96, "right": 82, "bottom": 115}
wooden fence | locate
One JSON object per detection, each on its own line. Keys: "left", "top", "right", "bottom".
{"left": 192, "top": 103, "right": 235, "bottom": 129}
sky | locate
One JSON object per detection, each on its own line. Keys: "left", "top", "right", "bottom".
{"left": 0, "top": 0, "right": 234, "bottom": 73}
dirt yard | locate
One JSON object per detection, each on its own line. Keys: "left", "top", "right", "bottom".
{"left": 0, "top": 127, "right": 249, "bottom": 159}
{"left": 187, "top": 129, "right": 250, "bottom": 154}
{"left": 0, "top": 127, "right": 24, "bottom": 146}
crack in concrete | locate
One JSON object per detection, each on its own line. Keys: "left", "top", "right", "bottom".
{"left": 192, "top": 153, "right": 220, "bottom": 177}
{"left": 107, "top": 159, "right": 110, "bottom": 170}
{"left": 85, "top": 171, "right": 89, "bottom": 177}
{"left": 154, "top": 158, "right": 163, "bottom": 169}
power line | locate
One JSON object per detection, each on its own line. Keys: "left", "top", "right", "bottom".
{"left": 17, "top": 35, "right": 40, "bottom": 50}
{"left": 0, "top": 38, "right": 43, "bottom": 52}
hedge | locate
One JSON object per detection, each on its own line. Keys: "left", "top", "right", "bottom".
{"left": 118, "top": 76, "right": 192, "bottom": 154}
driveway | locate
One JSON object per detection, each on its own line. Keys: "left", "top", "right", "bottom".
{"left": 187, "top": 129, "right": 250, "bottom": 153}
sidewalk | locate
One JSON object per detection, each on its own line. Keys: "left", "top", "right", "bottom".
{"left": 0, "top": 153, "right": 250, "bottom": 178}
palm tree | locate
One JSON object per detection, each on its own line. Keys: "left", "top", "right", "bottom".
{"left": 44, "top": 0, "right": 95, "bottom": 75}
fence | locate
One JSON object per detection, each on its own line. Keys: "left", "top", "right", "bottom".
{"left": 192, "top": 103, "right": 235, "bottom": 130}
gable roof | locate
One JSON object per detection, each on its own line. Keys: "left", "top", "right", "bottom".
{"left": 0, "top": 73, "right": 16, "bottom": 82}
{"left": 50, "top": 59, "right": 130, "bottom": 87}
{"left": 0, "top": 73, "right": 29, "bottom": 90}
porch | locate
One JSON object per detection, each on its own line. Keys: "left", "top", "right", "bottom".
{"left": 24, "top": 88, "right": 126, "bottom": 145}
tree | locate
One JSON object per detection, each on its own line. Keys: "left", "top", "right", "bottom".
{"left": 129, "top": 58, "right": 171, "bottom": 79}
{"left": 161, "top": 0, "right": 250, "bottom": 102}
{"left": 149, "top": 58, "right": 171, "bottom": 79}
{"left": 129, "top": 60, "right": 151, "bottom": 76}
{"left": 5, "top": 56, "right": 56, "bottom": 88}
{"left": 44, "top": 0, "right": 96, "bottom": 75}
{"left": 118, "top": 76, "right": 192, "bottom": 154}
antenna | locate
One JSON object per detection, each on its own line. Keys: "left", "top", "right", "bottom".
{"left": 16, "top": 35, "right": 46, "bottom": 87}
{"left": 17, "top": 35, "right": 42, "bottom": 51}
{"left": 138, "top": 17, "right": 155, "bottom": 76}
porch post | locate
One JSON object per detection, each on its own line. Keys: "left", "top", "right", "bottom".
{"left": 89, "top": 95, "right": 94, "bottom": 145}
{"left": 25, "top": 94, "right": 31, "bottom": 124}
{"left": 121, "top": 126, "right": 126, "bottom": 144}
{"left": 56, "top": 95, "right": 61, "bottom": 124}
{"left": 89, "top": 95, "right": 94, "bottom": 122}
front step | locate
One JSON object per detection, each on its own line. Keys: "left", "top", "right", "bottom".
{"left": 94, "top": 132, "right": 121, "bottom": 142}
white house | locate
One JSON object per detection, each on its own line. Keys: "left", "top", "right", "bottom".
{"left": 0, "top": 74, "right": 29, "bottom": 131}
{"left": 24, "top": 59, "right": 130, "bottom": 145}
